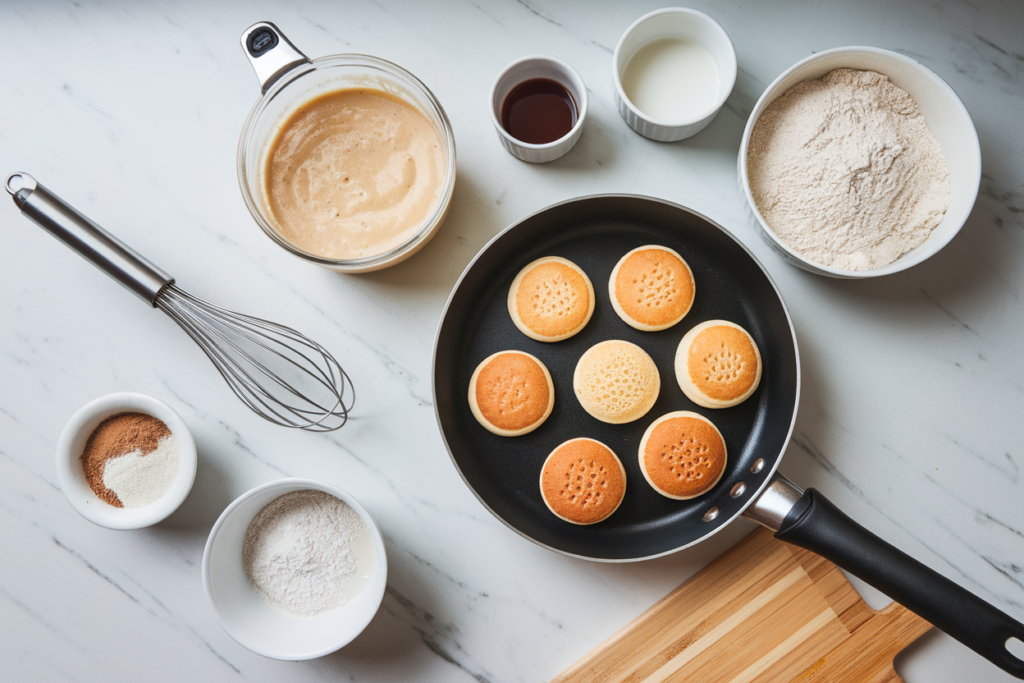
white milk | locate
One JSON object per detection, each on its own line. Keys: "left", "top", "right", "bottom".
{"left": 621, "top": 37, "right": 720, "bottom": 122}
{"left": 336, "top": 522, "right": 378, "bottom": 602}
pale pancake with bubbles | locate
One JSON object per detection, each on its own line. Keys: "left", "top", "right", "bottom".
{"left": 573, "top": 340, "right": 660, "bottom": 424}
{"left": 675, "top": 320, "right": 762, "bottom": 409}
{"left": 469, "top": 351, "right": 554, "bottom": 436}
{"left": 508, "top": 256, "right": 595, "bottom": 342}
{"left": 609, "top": 245, "right": 695, "bottom": 331}
{"left": 540, "top": 438, "right": 626, "bottom": 525}
{"left": 638, "top": 411, "right": 727, "bottom": 500}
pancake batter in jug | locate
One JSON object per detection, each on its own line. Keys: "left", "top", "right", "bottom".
{"left": 262, "top": 88, "right": 445, "bottom": 260}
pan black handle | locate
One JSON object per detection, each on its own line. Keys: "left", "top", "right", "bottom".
{"left": 776, "top": 487, "right": 1024, "bottom": 678}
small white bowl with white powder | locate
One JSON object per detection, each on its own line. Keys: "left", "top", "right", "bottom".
{"left": 56, "top": 392, "right": 197, "bottom": 530}
{"left": 202, "top": 478, "right": 387, "bottom": 660}
{"left": 738, "top": 46, "right": 981, "bottom": 278}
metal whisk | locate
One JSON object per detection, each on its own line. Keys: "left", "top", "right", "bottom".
{"left": 7, "top": 173, "right": 353, "bottom": 432}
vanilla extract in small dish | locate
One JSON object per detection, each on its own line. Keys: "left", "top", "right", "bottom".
{"left": 500, "top": 78, "right": 578, "bottom": 144}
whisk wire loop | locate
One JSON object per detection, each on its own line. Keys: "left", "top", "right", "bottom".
{"left": 156, "top": 285, "right": 353, "bottom": 431}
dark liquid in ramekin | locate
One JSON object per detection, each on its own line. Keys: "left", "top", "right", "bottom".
{"left": 501, "top": 78, "right": 578, "bottom": 145}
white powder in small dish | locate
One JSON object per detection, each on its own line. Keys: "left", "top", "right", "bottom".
{"left": 242, "top": 489, "right": 368, "bottom": 618}
{"left": 102, "top": 434, "right": 180, "bottom": 508}
{"left": 747, "top": 68, "right": 951, "bottom": 271}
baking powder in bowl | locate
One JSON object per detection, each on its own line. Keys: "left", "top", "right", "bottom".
{"left": 746, "top": 69, "right": 950, "bottom": 270}
{"left": 242, "top": 489, "right": 375, "bottom": 618}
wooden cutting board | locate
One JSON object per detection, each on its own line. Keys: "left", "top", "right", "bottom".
{"left": 552, "top": 527, "right": 932, "bottom": 683}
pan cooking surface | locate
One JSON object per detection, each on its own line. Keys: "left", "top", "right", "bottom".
{"left": 434, "top": 196, "right": 798, "bottom": 560}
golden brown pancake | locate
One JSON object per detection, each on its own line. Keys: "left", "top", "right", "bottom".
{"left": 507, "top": 256, "right": 595, "bottom": 342}
{"left": 675, "top": 320, "right": 762, "bottom": 409}
{"left": 609, "top": 245, "right": 695, "bottom": 331}
{"left": 540, "top": 438, "right": 626, "bottom": 525}
{"left": 639, "top": 411, "right": 727, "bottom": 500}
{"left": 469, "top": 351, "right": 554, "bottom": 436}
{"left": 573, "top": 340, "right": 660, "bottom": 424}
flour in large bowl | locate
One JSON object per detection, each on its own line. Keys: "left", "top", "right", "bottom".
{"left": 746, "top": 69, "right": 950, "bottom": 271}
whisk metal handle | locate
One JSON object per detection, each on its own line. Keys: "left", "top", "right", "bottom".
{"left": 6, "top": 173, "right": 173, "bottom": 306}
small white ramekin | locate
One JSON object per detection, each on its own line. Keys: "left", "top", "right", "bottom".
{"left": 203, "top": 478, "right": 388, "bottom": 660}
{"left": 613, "top": 8, "right": 737, "bottom": 142}
{"left": 56, "top": 393, "right": 197, "bottom": 530}
{"left": 738, "top": 46, "right": 981, "bottom": 278}
{"left": 489, "top": 55, "right": 588, "bottom": 163}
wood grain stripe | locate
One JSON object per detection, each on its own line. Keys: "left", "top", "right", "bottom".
{"left": 729, "top": 608, "right": 836, "bottom": 683}
{"left": 549, "top": 530, "right": 930, "bottom": 683}
{"left": 644, "top": 566, "right": 807, "bottom": 683}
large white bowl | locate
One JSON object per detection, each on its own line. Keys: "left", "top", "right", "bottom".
{"left": 202, "top": 478, "right": 388, "bottom": 660}
{"left": 56, "top": 393, "right": 197, "bottom": 530}
{"left": 738, "top": 46, "right": 981, "bottom": 278}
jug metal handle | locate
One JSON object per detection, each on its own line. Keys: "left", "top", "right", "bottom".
{"left": 240, "top": 21, "right": 310, "bottom": 94}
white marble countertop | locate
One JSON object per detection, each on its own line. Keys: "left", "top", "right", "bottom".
{"left": 2, "top": 1, "right": 1023, "bottom": 681}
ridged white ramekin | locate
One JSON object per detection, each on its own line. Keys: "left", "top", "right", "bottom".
{"left": 612, "top": 8, "right": 736, "bottom": 142}
{"left": 489, "top": 55, "right": 588, "bottom": 163}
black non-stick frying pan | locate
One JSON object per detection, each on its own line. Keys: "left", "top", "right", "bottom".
{"left": 432, "top": 195, "right": 1024, "bottom": 677}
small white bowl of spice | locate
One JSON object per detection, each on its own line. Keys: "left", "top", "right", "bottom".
{"left": 203, "top": 478, "right": 387, "bottom": 660}
{"left": 56, "top": 392, "right": 197, "bottom": 529}
{"left": 739, "top": 46, "right": 981, "bottom": 278}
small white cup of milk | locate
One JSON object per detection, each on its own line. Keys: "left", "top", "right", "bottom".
{"left": 613, "top": 8, "right": 737, "bottom": 142}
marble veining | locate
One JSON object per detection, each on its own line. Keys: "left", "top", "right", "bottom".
{"left": 2, "top": 1, "right": 1023, "bottom": 682}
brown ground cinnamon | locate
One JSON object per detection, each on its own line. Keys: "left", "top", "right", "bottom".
{"left": 81, "top": 412, "right": 171, "bottom": 507}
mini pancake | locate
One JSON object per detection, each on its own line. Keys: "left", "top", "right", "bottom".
{"left": 639, "top": 411, "right": 727, "bottom": 500}
{"left": 469, "top": 351, "right": 554, "bottom": 436}
{"left": 675, "top": 320, "right": 762, "bottom": 409}
{"left": 573, "top": 340, "right": 660, "bottom": 424}
{"left": 508, "top": 256, "right": 595, "bottom": 342}
{"left": 609, "top": 245, "right": 695, "bottom": 331}
{"left": 540, "top": 438, "right": 626, "bottom": 525}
